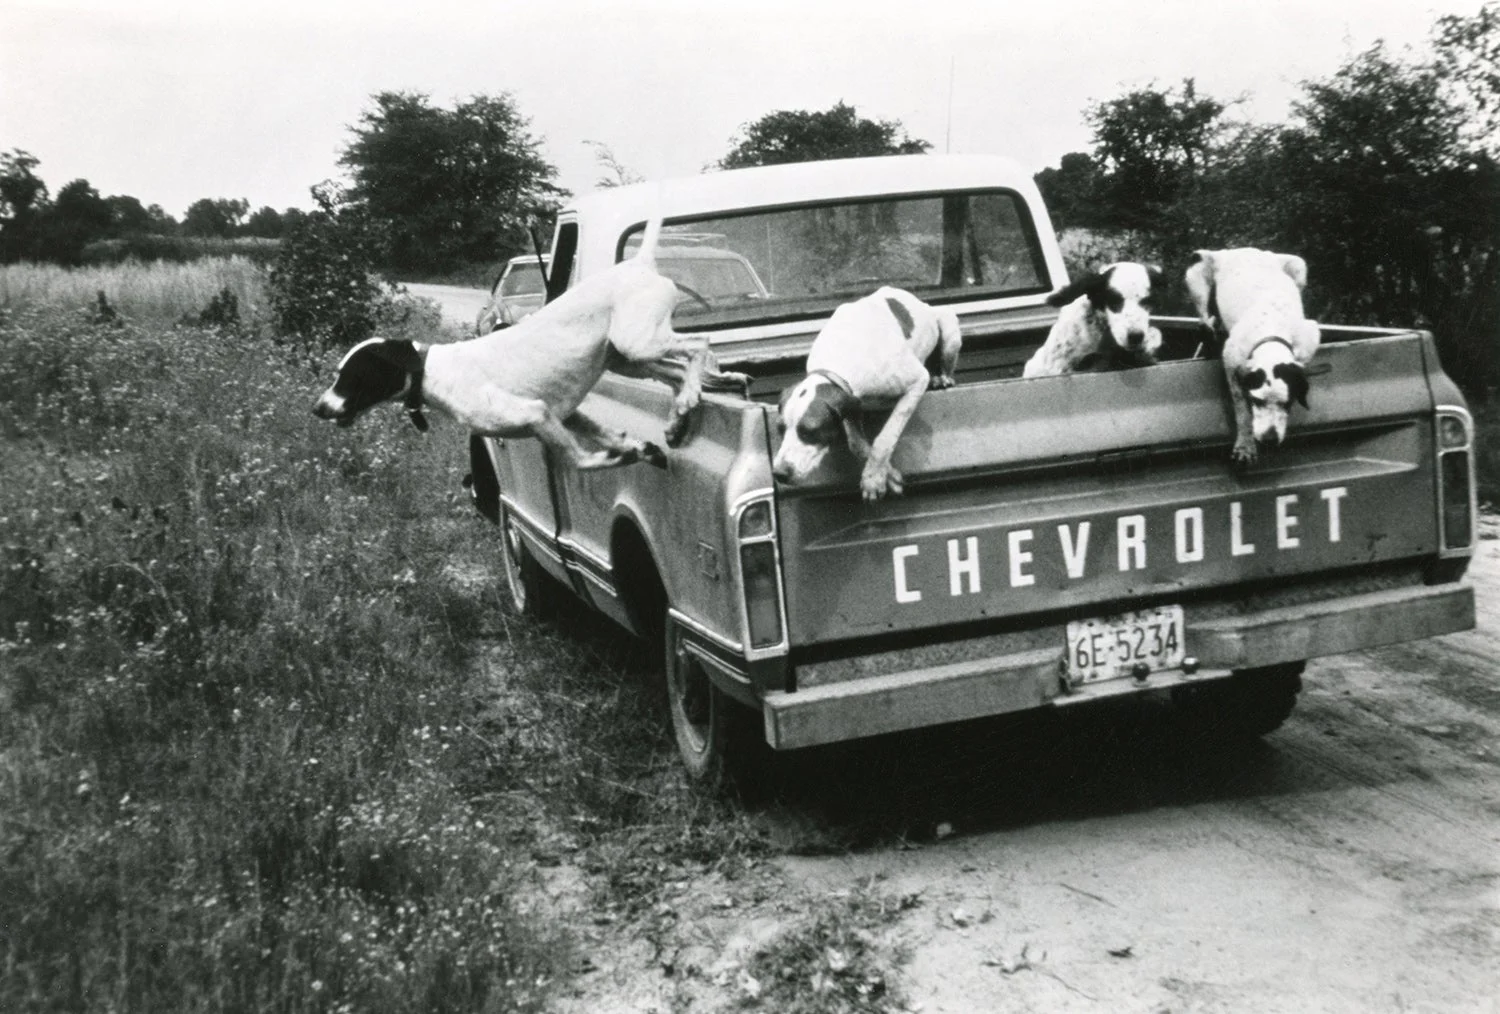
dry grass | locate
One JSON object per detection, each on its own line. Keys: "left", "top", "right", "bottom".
{"left": 0, "top": 257, "right": 272, "bottom": 329}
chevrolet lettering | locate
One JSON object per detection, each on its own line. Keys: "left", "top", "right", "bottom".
{"left": 468, "top": 155, "right": 1477, "bottom": 788}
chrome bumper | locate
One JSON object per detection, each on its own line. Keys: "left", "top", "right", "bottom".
{"left": 761, "top": 583, "right": 1475, "bottom": 750}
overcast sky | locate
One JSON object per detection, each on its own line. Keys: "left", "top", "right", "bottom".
{"left": 1, "top": 0, "right": 1484, "bottom": 218}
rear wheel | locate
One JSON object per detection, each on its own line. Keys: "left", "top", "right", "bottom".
{"left": 664, "top": 616, "right": 770, "bottom": 795}
{"left": 1171, "top": 662, "right": 1305, "bottom": 739}
{"left": 499, "top": 503, "right": 567, "bottom": 619}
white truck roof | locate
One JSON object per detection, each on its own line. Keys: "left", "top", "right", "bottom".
{"left": 561, "top": 154, "right": 1061, "bottom": 282}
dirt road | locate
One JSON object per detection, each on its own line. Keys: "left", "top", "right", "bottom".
{"left": 559, "top": 528, "right": 1498, "bottom": 1014}
{"left": 763, "top": 529, "right": 1500, "bottom": 1014}
{"left": 404, "top": 282, "right": 488, "bottom": 332}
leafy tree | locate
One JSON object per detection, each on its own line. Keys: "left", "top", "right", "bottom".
{"left": 268, "top": 182, "right": 390, "bottom": 348}
{"left": 1033, "top": 152, "right": 1106, "bottom": 229}
{"left": 243, "top": 205, "right": 286, "bottom": 238}
{"left": 1434, "top": 2, "right": 1500, "bottom": 156}
{"left": 1273, "top": 40, "right": 1498, "bottom": 385}
{"left": 1086, "top": 79, "right": 1226, "bottom": 230}
{"left": 39, "top": 179, "right": 113, "bottom": 263}
{"left": 182, "top": 197, "right": 250, "bottom": 237}
{"left": 339, "top": 91, "right": 563, "bottom": 272}
{"left": 0, "top": 149, "right": 49, "bottom": 262}
{"left": 717, "top": 101, "right": 931, "bottom": 170}
{"left": 105, "top": 194, "right": 153, "bottom": 236}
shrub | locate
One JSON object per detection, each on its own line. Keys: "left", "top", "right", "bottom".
{"left": 268, "top": 188, "right": 390, "bottom": 349}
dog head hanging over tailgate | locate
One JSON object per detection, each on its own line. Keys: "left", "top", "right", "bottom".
{"left": 1185, "top": 248, "right": 1322, "bottom": 465}
{"left": 773, "top": 287, "right": 961, "bottom": 500}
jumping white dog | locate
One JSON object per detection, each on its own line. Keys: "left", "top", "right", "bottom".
{"left": 313, "top": 217, "right": 736, "bottom": 468}
{"left": 772, "top": 287, "right": 962, "bottom": 501}
{"left": 1022, "top": 263, "right": 1165, "bottom": 378}
{"left": 1184, "top": 248, "right": 1322, "bottom": 465}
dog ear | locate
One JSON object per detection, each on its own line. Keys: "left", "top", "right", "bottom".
{"left": 776, "top": 384, "right": 796, "bottom": 431}
{"left": 1046, "top": 270, "right": 1109, "bottom": 308}
{"left": 1146, "top": 264, "right": 1166, "bottom": 294}
{"left": 1274, "top": 362, "right": 1310, "bottom": 408}
{"left": 1238, "top": 367, "right": 1266, "bottom": 392}
{"left": 1278, "top": 254, "right": 1309, "bottom": 291}
{"left": 369, "top": 339, "right": 422, "bottom": 374}
{"left": 826, "top": 384, "right": 862, "bottom": 429}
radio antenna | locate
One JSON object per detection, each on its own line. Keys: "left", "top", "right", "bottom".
{"left": 945, "top": 56, "right": 956, "bottom": 153}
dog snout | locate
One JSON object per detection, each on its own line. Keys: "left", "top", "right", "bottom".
{"left": 1126, "top": 329, "right": 1147, "bottom": 347}
{"left": 771, "top": 459, "right": 794, "bottom": 482}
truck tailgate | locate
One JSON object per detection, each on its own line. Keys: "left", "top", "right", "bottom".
{"left": 775, "top": 334, "right": 1441, "bottom": 645}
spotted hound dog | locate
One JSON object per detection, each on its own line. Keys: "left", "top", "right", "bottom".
{"left": 772, "top": 286, "right": 962, "bottom": 501}
{"left": 1184, "top": 248, "right": 1322, "bottom": 465}
{"left": 1022, "top": 263, "right": 1165, "bottom": 378}
{"left": 312, "top": 217, "right": 742, "bottom": 468}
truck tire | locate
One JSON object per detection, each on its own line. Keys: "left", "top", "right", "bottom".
{"left": 499, "top": 503, "right": 567, "bottom": 619}
{"left": 664, "top": 616, "right": 770, "bottom": 796}
{"left": 1171, "top": 662, "right": 1305, "bottom": 739}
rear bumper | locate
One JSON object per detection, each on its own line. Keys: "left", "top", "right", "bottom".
{"left": 761, "top": 582, "right": 1474, "bottom": 750}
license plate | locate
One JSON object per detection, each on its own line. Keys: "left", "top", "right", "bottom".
{"left": 1066, "top": 606, "right": 1186, "bottom": 683}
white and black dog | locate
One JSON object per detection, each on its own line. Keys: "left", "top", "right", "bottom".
{"left": 1022, "top": 263, "right": 1165, "bottom": 377}
{"left": 1184, "top": 248, "right": 1321, "bottom": 465}
{"left": 312, "top": 217, "right": 736, "bottom": 468}
{"left": 772, "top": 287, "right": 962, "bottom": 501}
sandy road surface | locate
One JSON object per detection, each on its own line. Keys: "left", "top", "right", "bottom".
{"left": 405, "top": 282, "right": 489, "bottom": 332}
{"left": 764, "top": 529, "right": 1500, "bottom": 1014}
{"left": 416, "top": 281, "right": 1500, "bottom": 1011}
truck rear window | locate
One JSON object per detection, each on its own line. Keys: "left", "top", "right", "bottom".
{"left": 622, "top": 189, "right": 1050, "bottom": 329}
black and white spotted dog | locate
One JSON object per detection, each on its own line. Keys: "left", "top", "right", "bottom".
{"left": 772, "top": 287, "right": 962, "bottom": 501}
{"left": 1022, "top": 263, "right": 1165, "bottom": 378}
{"left": 1184, "top": 247, "right": 1322, "bottom": 465}
{"left": 311, "top": 217, "right": 738, "bottom": 468}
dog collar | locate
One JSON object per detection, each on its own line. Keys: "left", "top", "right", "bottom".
{"left": 807, "top": 368, "right": 854, "bottom": 397}
{"left": 404, "top": 347, "right": 429, "bottom": 432}
{"left": 1247, "top": 336, "right": 1296, "bottom": 359}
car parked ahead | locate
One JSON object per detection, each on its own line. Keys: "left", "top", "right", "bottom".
{"left": 475, "top": 253, "right": 549, "bottom": 334}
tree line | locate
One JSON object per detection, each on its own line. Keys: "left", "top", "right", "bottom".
{"left": 0, "top": 150, "right": 309, "bottom": 265}
{"left": 1035, "top": 4, "right": 1498, "bottom": 389}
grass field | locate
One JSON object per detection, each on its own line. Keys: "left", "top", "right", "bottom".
{"left": 0, "top": 257, "right": 274, "bottom": 330}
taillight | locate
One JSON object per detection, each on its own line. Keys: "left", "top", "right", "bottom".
{"left": 1435, "top": 408, "right": 1476, "bottom": 554}
{"left": 735, "top": 496, "right": 787, "bottom": 654}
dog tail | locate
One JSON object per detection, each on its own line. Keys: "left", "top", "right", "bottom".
{"left": 635, "top": 185, "right": 665, "bottom": 267}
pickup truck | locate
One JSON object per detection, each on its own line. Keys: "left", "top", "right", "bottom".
{"left": 465, "top": 154, "right": 1478, "bottom": 788}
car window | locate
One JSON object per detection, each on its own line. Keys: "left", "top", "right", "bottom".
{"left": 500, "top": 262, "right": 546, "bottom": 296}
{"left": 620, "top": 190, "right": 1049, "bottom": 329}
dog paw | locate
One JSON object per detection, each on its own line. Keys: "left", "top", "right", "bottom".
{"left": 639, "top": 441, "right": 667, "bottom": 467}
{"left": 1231, "top": 438, "right": 1259, "bottom": 467}
{"left": 663, "top": 410, "right": 689, "bottom": 448}
{"left": 928, "top": 373, "right": 956, "bottom": 390}
{"left": 861, "top": 461, "right": 904, "bottom": 501}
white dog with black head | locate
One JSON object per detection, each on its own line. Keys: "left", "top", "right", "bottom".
{"left": 1022, "top": 262, "right": 1165, "bottom": 377}
{"left": 1184, "top": 247, "right": 1321, "bottom": 466}
{"left": 312, "top": 216, "right": 734, "bottom": 468}
{"left": 772, "top": 286, "right": 961, "bottom": 501}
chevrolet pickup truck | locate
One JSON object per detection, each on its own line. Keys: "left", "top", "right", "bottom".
{"left": 465, "top": 154, "right": 1478, "bottom": 788}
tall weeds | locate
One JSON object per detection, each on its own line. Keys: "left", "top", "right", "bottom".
{"left": 0, "top": 305, "right": 559, "bottom": 1012}
{"left": 0, "top": 258, "right": 272, "bottom": 330}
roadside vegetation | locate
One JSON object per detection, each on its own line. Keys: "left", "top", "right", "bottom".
{"left": 0, "top": 258, "right": 778, "bottom": 1012}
